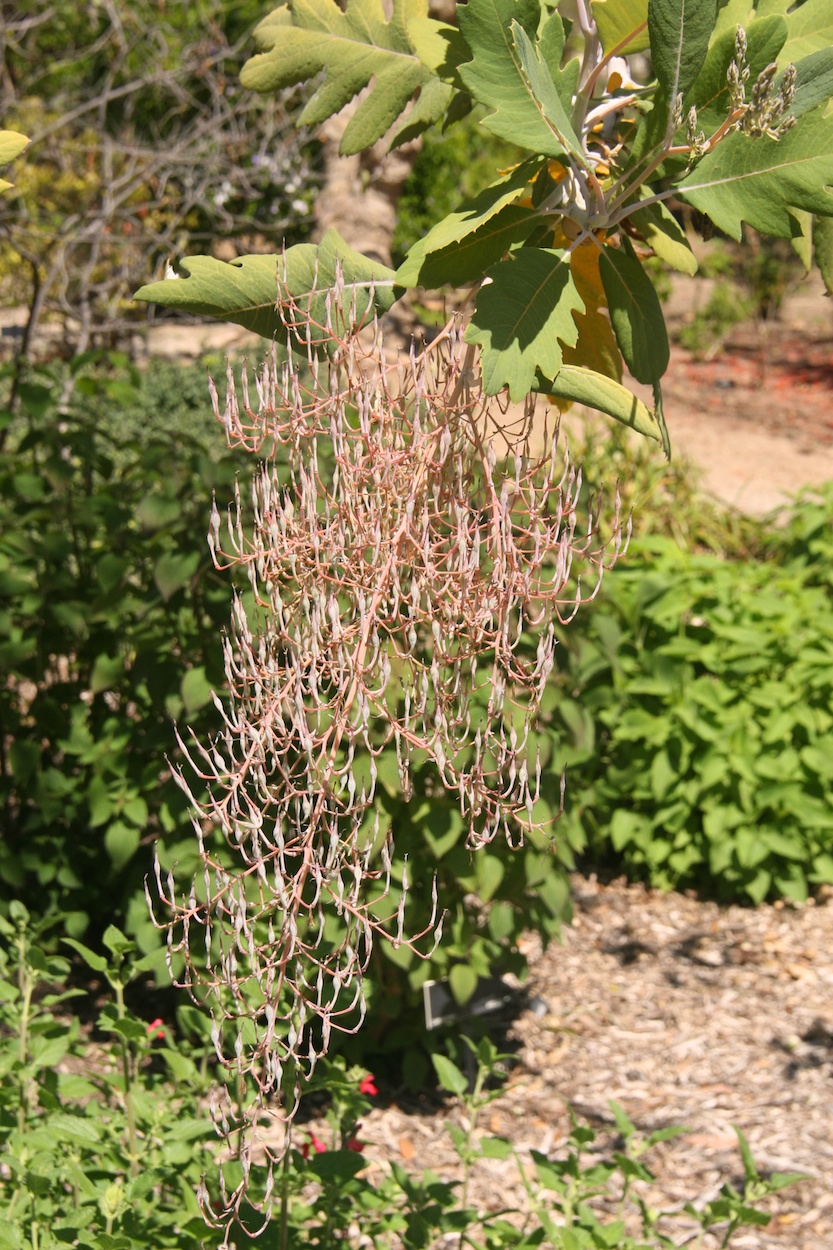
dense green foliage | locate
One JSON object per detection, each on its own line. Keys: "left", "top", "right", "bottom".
{"left": 554, "top": 490, "right": 833, "bottom": 903}
{"left": 0, "top": 903, "right": 800, "bottom": 1250}
{"left": 0, "top": 355, "right": 244, "bottom": 951}
{"left": 0, "top": 905, "right": 217, "bottom": 1250}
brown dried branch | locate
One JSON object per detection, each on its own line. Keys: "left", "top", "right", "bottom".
{"left": 150, "top": 282, "right": 627, "bottom": 1230}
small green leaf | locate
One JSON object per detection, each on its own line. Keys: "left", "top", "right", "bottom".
{"left": 90, "top": 654, "right": 124, "bottom": 693}
{"left": 599, "top": 246, "right": 670, "bottom": 385}
{"left": 181, "top": 666, "right": 214, "bottom": 715}
{"left": 449, "top": 962, "right": 478, "bottom": 1005}
{"left": 104, "top": 821, "right": 140, "bottom": 871}
{"left": 510, "top": 21, "right": 582, "bottom": 154}
{"left": 432, "top": 1052, "right": 468, "bottom": 1095}
{"left": 398, "top": 204, "right": 540, "bottom": 289}
{"left": 153, "top": 551, "right": 200, "bottom": 601}
{"left": 63, "top": 938, "right": 109, "bottom": 974}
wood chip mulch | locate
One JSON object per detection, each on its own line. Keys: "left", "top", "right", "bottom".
{"left": 355, "top": 876, "right": 833, "bottom": 1248}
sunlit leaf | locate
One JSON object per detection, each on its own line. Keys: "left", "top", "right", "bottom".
{"left": 649, "top": 0, "right": 717, "bottom": 108}
{"left": 542, "top": 364, "right": 662, "bottom": 442}
{"left": 676, "top": 109, "right": 833, "bottom": 239}
{"left": 0, "top": 129, "right": 29, "bottom": 191}
{"left": 240, "top": 0, "right": 433, "bottom": 154}
{"left": 629, "top": 201, "right": 698, "bottom": 274}
{"left": 135, "top": 231, "right": 401, "bottom": 343}
{"left": 465, "top": 247, "right": 584, "bottom": 400}
{"left": 458, "top": 0, "right": 576, "bottom": 156}
{"left": 591, "top": 0, "right": 650, "bottom": 55}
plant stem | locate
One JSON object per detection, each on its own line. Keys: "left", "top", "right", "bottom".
{"left": 114, "top": 980, "right": 139, "bottom": 1178}
{"left": 16, "top": 928, "right": 33, "bottom": 1140}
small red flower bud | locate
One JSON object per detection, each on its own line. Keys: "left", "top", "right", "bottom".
{"left": 146, "top": 1017, "right": 165, "bottom": 1039}
{"left": 301, "top": 1132, "right": 326, "bottom": 1160}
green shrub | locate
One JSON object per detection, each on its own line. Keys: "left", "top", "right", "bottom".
{"left": 0, "top": 353, "right": 572, "bottom": 1045}
{"left": 0, "top": 903, "right": 217, "bottom": 1250}
{"left": 554, "top": 512, "right": 833, "bottom": 904}
{"left": 0, "top": 904, "right": 800, "bottom": 1250}
{"left": 0, "top": 354, "right": 246, "bottom": 952}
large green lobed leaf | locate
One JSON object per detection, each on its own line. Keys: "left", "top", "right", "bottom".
{"left": 240, "top": 0, "right": 434, "bottom": 154}
{"left": 465, "top": 247, "right": 584, "bottom": 400}
{"left": 676, "top": 109, "right": 833, "bottom": 239}
{"left": 457, "top": 0, "right": 578, "bottom": 157}
{"left": 134, "top": 231, "right": 401, "bottom": 344}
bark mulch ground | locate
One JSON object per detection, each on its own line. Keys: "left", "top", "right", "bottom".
{"left": 353, "top": 875, "right": 833, "bottom": 1248}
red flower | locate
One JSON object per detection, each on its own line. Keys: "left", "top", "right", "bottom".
{"left": 346, "top": 1135, "right": 365, "bottom": 1153}
{"left": 301, "top": 1133, "right": 326, "bottom": 1160}
{"left": 358, "top": 1073, "right": 377, "bottom": 1096}
{"left": 146, "top": 1017, "right": 165, "bottom": 1040}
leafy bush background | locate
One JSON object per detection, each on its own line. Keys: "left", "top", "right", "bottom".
{"left": 552, "top": 484, "right": 833, "bottom": 904}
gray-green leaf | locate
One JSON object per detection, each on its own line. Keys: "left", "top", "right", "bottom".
{"left": 599, "top": 247, "right": 670, "bottom": 385}
{"left": 649, "top": 0, "right": 717, "bottom": 107}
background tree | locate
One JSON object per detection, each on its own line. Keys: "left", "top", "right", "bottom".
{"left": 0, "top": 0, "right": 316, "bottom": 380}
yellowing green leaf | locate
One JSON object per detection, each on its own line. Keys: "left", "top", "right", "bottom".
{"left": 591, "top": 0, "right": 650, "bottom": 55}
{"left": 543, "top": 365, "right": 663, "bottom": 442}
{"left": 560, "top": 239, "right": 624, "bottom": 382}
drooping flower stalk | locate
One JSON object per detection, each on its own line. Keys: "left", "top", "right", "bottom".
{"left": 151, "top": 278, "right": 626, "bottom": 1231}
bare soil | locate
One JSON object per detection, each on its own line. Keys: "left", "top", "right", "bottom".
{"left": 350, "top": 875, "right": 833, "bottom": 1249}
{"left": 620, "top": 279, "right": 833, "bottom": 515}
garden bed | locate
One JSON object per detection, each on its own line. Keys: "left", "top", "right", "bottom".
{"left": 352, "top": 874, "right": 833, "bottom": 1248}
